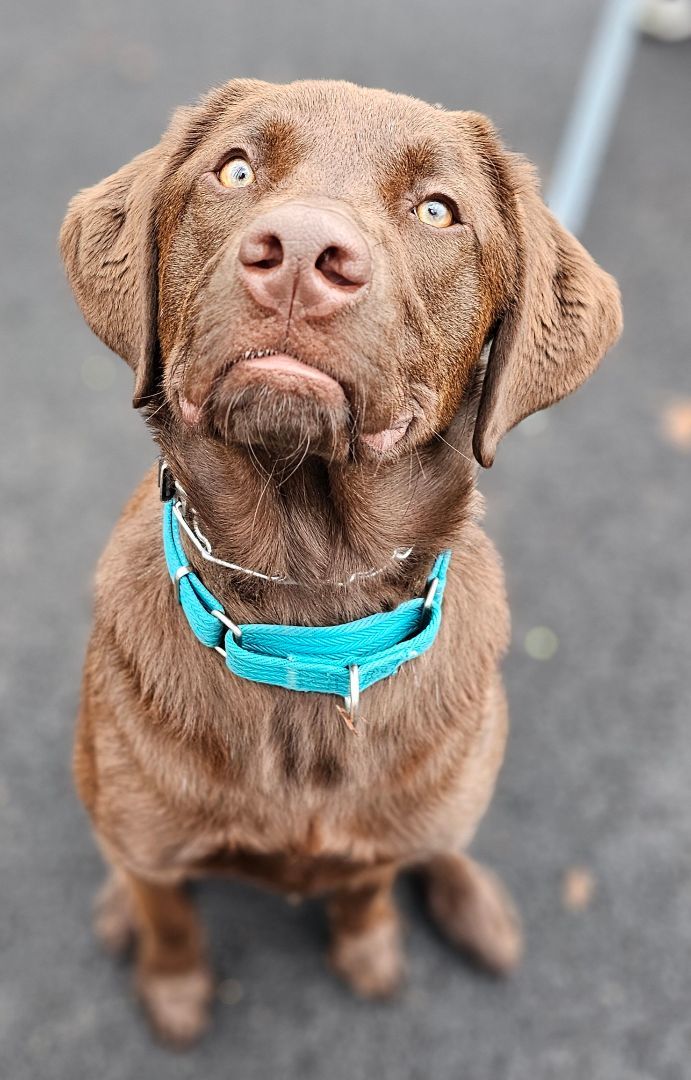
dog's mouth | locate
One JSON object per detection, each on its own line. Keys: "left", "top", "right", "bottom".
{"left": 232, "top": 349, "right": 347, "bottom": 404}
{"left": 178, "top": 347, "right": 414, "bottom": 461}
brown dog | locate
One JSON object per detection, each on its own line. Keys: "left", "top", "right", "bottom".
{"left": 61, "top": 79, "right": 622, "bottom": 1044}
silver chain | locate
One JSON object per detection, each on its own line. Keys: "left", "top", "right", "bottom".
{"left": 165, "top": 465, "right": 414, "bottom": 589}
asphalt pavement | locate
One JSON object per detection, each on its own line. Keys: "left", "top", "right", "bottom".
{"left": 1, "top": 2, "right": 690, "bottom": 1078}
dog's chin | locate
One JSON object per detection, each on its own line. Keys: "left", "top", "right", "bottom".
{"left": 177, "top": 356, "right": 415, "bottom": 464}
{"left": 206, "top": 381, "right": 351, "bottom": 462}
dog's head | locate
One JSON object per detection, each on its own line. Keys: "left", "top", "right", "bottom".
{"left": 61, "top": 79, "right": 621, "bottom": 469}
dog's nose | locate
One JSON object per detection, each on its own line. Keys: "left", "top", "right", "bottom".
{"left": 238, "top": 203, "right": 371, "bottom": 318}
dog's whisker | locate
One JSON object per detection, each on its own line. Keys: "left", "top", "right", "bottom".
{"left": 413, "top": 446, "right": 427, "bottom": 484}
{"left": 144, "top": 393, "right": 169, "bottom": 423}
{"left": 246, "top": 438, "right": 271, "bottom": 482}
{"left": 430, "top": 429, "right": 475, "bottom": 466}
{"left": 250, "top": 459, "right": 278, "bottom": 544}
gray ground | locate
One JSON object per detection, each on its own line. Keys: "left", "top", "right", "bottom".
{"left": 2, "top": 2, "right": 691, "bottom": 1078}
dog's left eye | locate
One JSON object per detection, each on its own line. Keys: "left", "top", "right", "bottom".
{"left": 217, "top": 157, "right": 256, "bottom": 189}
{"left": 414, "top": 198, "right": 455, "bottom": 228}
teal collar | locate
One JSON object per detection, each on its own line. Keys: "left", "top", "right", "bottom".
{"left": 161, "top": 482, "right": 451, "bottom": 729}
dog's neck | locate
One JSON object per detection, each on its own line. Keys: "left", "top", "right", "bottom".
{"left": 154, "top": 419, "right": 478, "bottom": 625}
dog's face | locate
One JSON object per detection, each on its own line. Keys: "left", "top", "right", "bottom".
{"left": 62, "top": 79, "right": 621, "bottom": 469}
{"left": 155, "top": 81, "right": 507, "bottom": 463}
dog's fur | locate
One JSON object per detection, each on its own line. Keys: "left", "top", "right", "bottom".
{"left": 61, "top": 79, "right": 622, "bottom": 1044}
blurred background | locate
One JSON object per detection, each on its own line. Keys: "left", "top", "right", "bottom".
{"left": 1, "top": 2, "right": 690, "bottom": 1077}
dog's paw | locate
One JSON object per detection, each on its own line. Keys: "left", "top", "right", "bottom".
{"left": 136, "top": 968, "right": 214, "bottom": 1047}
{"left": 424, "top": 853, "right": 523, "bottom": 976}
{"left": 93, "top": 874, "right": 135, "bottom": 956}
{"left": 329, "top": 919, "right": 406, "bottom": 999}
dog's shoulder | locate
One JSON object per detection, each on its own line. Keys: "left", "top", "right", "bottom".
{"left": 92, "top": 466, "right": 163, "bottom": 615}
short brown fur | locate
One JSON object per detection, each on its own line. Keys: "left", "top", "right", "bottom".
{"left": 61, "top": 78, "right": 621, "bottom": 1044}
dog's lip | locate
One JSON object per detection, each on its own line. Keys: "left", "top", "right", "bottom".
{"left": 179, "top": 394, "right": 203, "bottom": 426}
{"left": 360, "top": 410, "right": 414, "bottom": 453}
{"left": 234, "top": 352, "right": 345, "bottom": 398}
{"left": 230, "top": 355, "right": 414, "bottom": 451}
{"left": 179, "top": 350, "right": 414, "bottom": 453}
{"left": 177, "top": 350, "right": 346, "bottom": 426}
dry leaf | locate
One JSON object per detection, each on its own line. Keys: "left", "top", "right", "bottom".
{"left": 661, "top": 400, "right": 691, "bottom": 451}
{"left": 562, "top": 866, "right": 596, "bottom": 911}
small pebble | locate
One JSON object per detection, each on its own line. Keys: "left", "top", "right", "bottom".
{"left": 218, "top": 978, "right": 244, "bottom": 1006}
{"left": 524, "top": 626, "right": 558, "bottom": 660}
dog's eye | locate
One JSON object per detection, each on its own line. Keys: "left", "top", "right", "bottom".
{"left": 414, "top": 198, "right": 455, "bottom": 229}
{"left": 217, "top": 157, "right": 256, "bottom": 189}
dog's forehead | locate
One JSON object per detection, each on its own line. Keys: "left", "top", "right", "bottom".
{"left": 208, "top": 80, "right": 461, "bottom": 176}
{"left": 248, "top": 80, "right": 444, "bottom": 132}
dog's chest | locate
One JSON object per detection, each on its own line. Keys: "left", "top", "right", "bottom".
{"left": 160, "top": 691, "right": 477, "bottom": 872}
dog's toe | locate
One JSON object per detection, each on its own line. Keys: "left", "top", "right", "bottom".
{"left": 329, "top": 919, "right": 406, "bottom": 999}
{"left": 136, "top": 968, "right": 214, "bottom": 1048}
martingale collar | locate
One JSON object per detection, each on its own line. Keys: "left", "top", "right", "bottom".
{"left": 160, "top": 465, "right": 452, "bottom": 730}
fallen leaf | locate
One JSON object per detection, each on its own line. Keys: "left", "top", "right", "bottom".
{"left": 661, "top": 400, "right": 691, "bottom": 451}
{"left": 562, "top": 866, "right": 596, "bottom": 911}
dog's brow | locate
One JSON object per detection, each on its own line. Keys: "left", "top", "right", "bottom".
{"left": 240, "top": 116, "right": 303, "bottom": 178}
{"left": 381, "top": 140, "right": 446, "bottom": 197}
{"left": 256, "top": 117, "right": 297, "bottom": 150}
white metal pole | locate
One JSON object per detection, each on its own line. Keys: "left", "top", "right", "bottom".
{"left": 547, "top": 0, "right": 640, "bottom": 235}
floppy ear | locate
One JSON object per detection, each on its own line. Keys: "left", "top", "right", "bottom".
{"left": 60, "top": 79, "right": 270, "bottom": 408}
{"left": 60, "top": 145, "right": 165, "bottom": 408}
{"left": 472, "top": 156, "right": 623, "bottom": 467}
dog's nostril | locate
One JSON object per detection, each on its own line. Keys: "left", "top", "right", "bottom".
{"left": 242, "top": 233, "right": 283, "bottom": 271}
{"left": 238, "top": 208, "right": 371, "bottom": 316}
{"left": 315, "top": 246, "right": 361, "bottom": 289}
{"left": 254, "top": 234, "right": 283, "bottom": 270}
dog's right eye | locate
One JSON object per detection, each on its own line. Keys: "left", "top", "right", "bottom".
{"left": 414, "top": 198, "right": 455, "bottom": 229}
{"left": 217, "top": 157, "right": 256, "bottom": 189}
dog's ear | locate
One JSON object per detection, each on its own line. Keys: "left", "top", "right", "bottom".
{"left": 60, "top": 145, "right": 165, "bottom": 408}
{"left": 60, "top": 79, "right": 271, "bottom": 409}
{"left": 469, "top": 129, "right": 623, "bottom": 467}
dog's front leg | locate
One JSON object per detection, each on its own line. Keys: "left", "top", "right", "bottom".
{"left": 422, "top": 852, "right": 523, "bottom": 975}
{"left": 326, "top": 865, "right": 404, "bottom": 998}
{"left": 114, "top": 868, "right": 213, "bottom": 1046}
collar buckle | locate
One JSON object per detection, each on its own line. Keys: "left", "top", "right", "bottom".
{"left": 423, "top": 575, "right": 439, "bottom": 612}
{"left": 158, "top": 457, "right": 176, "bottom": 502}
{"left": 211, "top": 608, "right": 243, "bottom": 648}
{"left": 159, "top": 456, "right": 191, "bottom": 512}
{"left": 342, "top": 664, "right": 361, "bottom": 732}
{"left": 173, "top": 564, "right": 192, "bottom": 603}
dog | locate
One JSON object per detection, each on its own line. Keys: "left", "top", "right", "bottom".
{"left": 60, "top": 78, "right": 622, "bottom": 1045}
